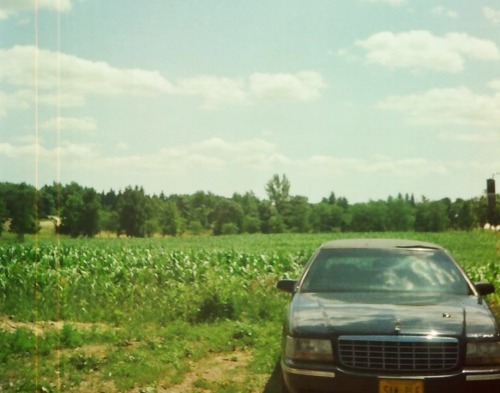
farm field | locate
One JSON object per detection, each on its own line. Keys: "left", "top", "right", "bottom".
{"left": 0, "top": 232, "right": 499, "bottom": 393}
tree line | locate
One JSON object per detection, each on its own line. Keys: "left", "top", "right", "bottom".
{"left": 0, "top": 174, "right": 497, "bottom": 239}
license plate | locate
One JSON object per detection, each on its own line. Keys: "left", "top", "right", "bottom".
{"left": 379, "top": 379, "right": 424, "bottom": 393}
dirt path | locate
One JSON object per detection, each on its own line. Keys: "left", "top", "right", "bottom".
{"left": 164, "top": 350, "right": 255, "bottom": 393}
{"left": 0, "top": 315, "right": 108, "bottom": 334}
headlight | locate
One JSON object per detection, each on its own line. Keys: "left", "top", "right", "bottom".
{"left": 285, "top": 336, "right": 333, "bottom": 362}
{"left": 466, "top": 341, "right": 500, "bottom": 366}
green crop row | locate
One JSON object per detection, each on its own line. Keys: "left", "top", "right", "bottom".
{"left": 0, "top": 232, "right": 498, "bottom": 326}
{"left": 0, "top": 243, "right": 306, "bottom": 325}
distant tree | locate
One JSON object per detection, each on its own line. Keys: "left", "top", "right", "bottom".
{"left": 336, "top": 196, "right": 350, "bottom": 210}
{"left": 386, "top": 195, "right": 415, "bottom": 231}
{"left": 189, "top": 191, "right": 218, "bottom": 231}
{"left": 145, "top": 218, "right": 160, "bottom": 237}
{"left": 80, "top": 188, "right": 101, "bottom": 237}
{"left": 414, "top": 199, "right": 450, "bottom": 232}
{"left": 9, "top": 183, "right": 38, "bottom": 240}
{"left": 38, "top": 183, "right": 60, "bottom": 217}
{"left": 212, "top": 199, "right": 244, "bottom": 235}
{"left": 448, "top": 199, "right": 476, "bottom": 230}
{"left": 160, "top": 200, "right": 181, "bottom": 236}
{"left": 187, "top": 220, "right": 204, "bottom": 235}
{"left": 146, "top": 195, "right": 164, "bottom": 232}
{"left": 221, "top": 222, "right": 239, "bottom": 235}
{"left": 233, "top": 191, "right": 262, "bottom": 234}
{"left": 258, "top": 201, "right": 273, "bottom": 234}
{"left": 100, "top": 208, "right": 119, "bottom": 235}
{"left": 242, "top": 215, "right": 261, "bottom": 233}
{"left": 0, "top": 197, "right": 6, "bottom": 236}
{"left": 348, "top": 201, "right": 388, "bottom": 232}
{"left": 283, "top": 195, "right": 310, "bottom": 233}
{"left": 60, "top": 192, "right": 85, "bottom": 237}
{"left": 59, "top": 186, "right": 100, "bottom": 237}
{"left": 101, "top": 189, "right": 119, "bottom": 211}
{"left": 323, "top": 192, "right": 337, "bottom": 205}
{"left": 310, "top": 202, "right": 344, "bottom": 232}
{"left": 265, "top": 173, "right": 290, "bottom": 214}
{"left": 118, "top": 186, "right": 148, "bottom": 237}
{"left": 268, "top": 210, "right": 286, "bottom": 233}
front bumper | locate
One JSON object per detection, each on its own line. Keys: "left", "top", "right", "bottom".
{"left": 281, "top": 360, "right": 500, "bottom": 393}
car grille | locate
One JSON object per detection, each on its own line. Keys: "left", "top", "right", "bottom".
{"left": 338, "top": 336, "right": 459, "bottom": 372}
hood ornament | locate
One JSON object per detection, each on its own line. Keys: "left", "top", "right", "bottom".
{"left": 394, "top": 319, "right": 402, "bottom": 335}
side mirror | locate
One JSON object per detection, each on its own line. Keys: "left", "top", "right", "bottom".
{"left": 277, "top": 279, "right": 297, "bottom": 294}
{"left": 475, "top": 282, "right": 495, "bottom": 296}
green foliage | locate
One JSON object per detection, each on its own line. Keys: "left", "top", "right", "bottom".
{"left": 265, "top": 173, "right": 291, "bottom": 215}
{"left": 310, "top": 202, "right": 344, "bottom": 233}
{"left": 118, "top": 186, "right": 148, "bottom": 237}
{"left": 0, "top": 239, "right": 305, "bottom": 325}
{"left": 1, "top": 179, "right": 498, "bottom": 238}
{"left": 60, "top": 186, "right": 101, "bottom": 237}
{"left": 415, "top": 199, "right": 451, "bottom": 232}
{"left": 5, "top": 183, "right": 38, "bottom": 240}
{"left": 212, "top": 199, "right": 244, "bottom": 235}
{"left": 60, "top": 324, "right": 84, "bottom": 348}
{"left": 1, "top": 232, "right": 498, "bottom": 326}
{"left": 160, "top": 200, "right": 181, "bottom": 236}
{"left": 0, "top": 198, "right": 6, "bottom": 236}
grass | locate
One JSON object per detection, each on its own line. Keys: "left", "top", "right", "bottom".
{"left": 0, "top": 319, "right": 274, "bottom": 392}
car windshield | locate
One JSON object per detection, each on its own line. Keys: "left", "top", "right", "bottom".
{"left": 300, "top": 248, "right": 470, "bottom": 295}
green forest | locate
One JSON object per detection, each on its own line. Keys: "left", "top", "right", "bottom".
{"left": 0, "top": 174, "right": 498, "bottom": 239}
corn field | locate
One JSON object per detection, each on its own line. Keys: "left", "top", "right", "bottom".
{"left": 0, "top": 232, "right": 499, "bottom": 326}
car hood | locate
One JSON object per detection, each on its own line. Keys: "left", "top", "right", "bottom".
{"left": 289, "top": 292, "right": 499, "bottom": 338}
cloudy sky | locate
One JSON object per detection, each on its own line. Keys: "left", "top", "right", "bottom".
{"left": 1, "top": 0, "right": 500, "bottom": 203}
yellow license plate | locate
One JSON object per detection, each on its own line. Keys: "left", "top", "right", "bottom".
{"left": 379, "top": 379, "right": 424, "bottom": 393}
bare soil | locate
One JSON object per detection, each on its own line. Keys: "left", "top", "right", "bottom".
{"left": 0, "top": 315, "right": 107, "bottom": 335}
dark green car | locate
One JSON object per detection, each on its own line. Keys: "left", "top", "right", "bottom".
{"left": 277, "top": 239, "right": 500, "bottom": 393}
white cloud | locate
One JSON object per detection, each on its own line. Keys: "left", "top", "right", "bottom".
{"left": 175, "top": 76, "right": 247, "bottom": 110}
{"left": 0, "top": 46, "right": 174, "bottom": 114}
{"left": 0, "top": 46, "right": 173, "bottom": 117}
{"left": 432, "top": 6, "right": 459, "bottom": 19}
{"left": 438, "top": 131, "right": 500, "bottom": 144}
{"left": 249, "top": 71, "right": 326, "bottom": 102}
{"left": 158, "top": 137, "right": 289, "bottom": 170}
{"left": 302, "top": 155, "right": 447, "bottom": 177}
{"left": 2, "top": 136, "right": 453, "bottom": 184}
{"left": 40, "top": 116, "right": 98, "bottom": 132}
{"left": 488, "top": 80, "right": 500, "bottom": 90}
{"left": 364, "top": 0, "right": 406, "bottom": 6}
{"left": 0, "top": 136, "right": 291, "bottom": 177}
{"left": 175, "top": 71, "right": 326, "bottom": 110}
{"left": 0, "top": 90, "right": 29, "bottom": 117}
{"left": 356, "top": 31, "right": 500, "bottom": 73}
{"left": 0, "top": 140, "right": 99, "bottom": 162}
{"left": 484, "top": 6, "right": 500, "bottom": 24}
{"left": 335, "top": 48, "right": 358, "bottom": 62}
{"left": 116, "top": 142, "right": 129, "bottom": 151}
{"left": 379, "top": 87, "right": 500, "bottom": 127}
{"left": 0, "top": 0, "right": 71, "bottom": 19}
{"left": 0, "top": 47, "right": 327, "bottom": 116}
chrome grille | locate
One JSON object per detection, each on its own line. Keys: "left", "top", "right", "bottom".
{"left": 338, "top": 336, "right": 459, "bottom": 372}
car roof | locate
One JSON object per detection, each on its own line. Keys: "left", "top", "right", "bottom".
{"left": 320, "top": 238, "right": 445, "bottom": 251}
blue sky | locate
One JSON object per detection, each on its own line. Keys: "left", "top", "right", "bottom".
{"left": 1, "top": 0, "right": 499, "bottom": 203}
